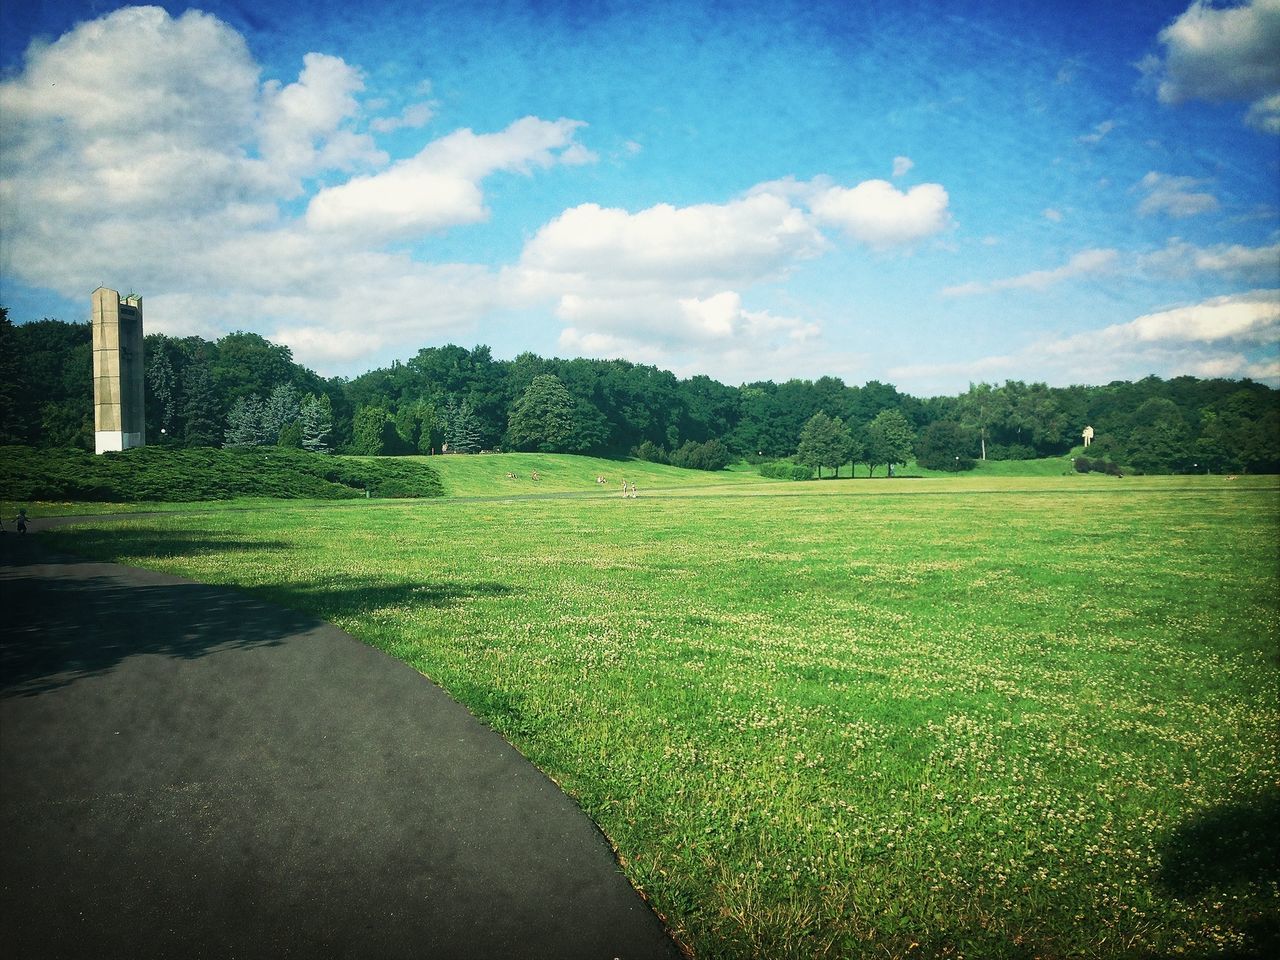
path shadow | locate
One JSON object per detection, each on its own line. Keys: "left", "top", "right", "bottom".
{"left": 1, "top": 534, "right": 511, "bottom": 698}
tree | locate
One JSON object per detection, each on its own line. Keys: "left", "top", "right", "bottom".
{"left": 795, "top": 411, "right": 854, "bottom": 478}
{"left": 146, "top": 348, "right": 178, "bottom": 444}
{"left": 0, "top": 309, "right": 27, "bottom": 443}
{"left": 915, "top": 420, "right": 976, "bottom": 471}
{"left": 957, "top": 383, "right": 1009, "bottom": 461}
{"left": 223, "top": 396, "right": 268, "bottom": 447}
{"left": 443, "top": 398, "right": 482, "bottom": 454}
{"left": 180, "top": 350, "right": 222, "bottom": 447}
{"left": 350, "top": 404, "right": 400, "bottom": 456}
{"left": 301, "top": 394, "right": 334, "bottom": 453}
{"left": 507, "top": 374, "right": 576, "bottom": 452}
{"left": 864, "top": 409, "right": 915, "bottom": 477}
{"left": 261, "top": 384, "right": 302, "bottom": 444}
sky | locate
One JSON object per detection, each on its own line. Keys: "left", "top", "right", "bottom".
{"left": 1, "top": 0, "right": 1278, "bottom": 395}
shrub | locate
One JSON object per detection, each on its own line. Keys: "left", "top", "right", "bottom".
{"left": 668, "top": 438, "right": 732, "bottom": 471}
{"left": 631, "top": 440, "right": 669, "bottom": 464}
{"left": 0, "top": 445, "right": 443, "bottom": 502}
{"left": 759, "top": 461, "right": 814, "bottom": 481}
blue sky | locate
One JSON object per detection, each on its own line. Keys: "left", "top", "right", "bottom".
{"left": 2, "top": 0, "right": 1277, "bottom": 393}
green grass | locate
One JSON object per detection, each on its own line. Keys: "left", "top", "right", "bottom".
{"left": 40, "top": 474, "right": 1280, "bottom": 959}
{"left": 405, "top": 451, "right": 770, "bottom": 497}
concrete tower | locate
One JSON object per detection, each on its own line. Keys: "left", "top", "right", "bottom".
{"left": 92, "top": 287, "right": 146, "bottom": 454}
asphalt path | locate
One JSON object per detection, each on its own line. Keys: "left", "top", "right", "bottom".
{"left": 0, "top": 530, "right": 684, "bottom": 960}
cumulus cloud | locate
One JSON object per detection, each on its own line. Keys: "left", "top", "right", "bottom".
{"left": 0, "top": 6, "right": 594, "bottom": 371}
{"left": 519, "top": 192, "right": 826, "bottom": 295}
{"left": 306, "top": 117, "right": 590, "bottom": 238}
{"left": 807, "top": 180, "right": 952, "bottom": 248}
{"left": 891, "top": 290, "right": 1280, "bottom": 391}
{"left": 892, "top": 155, "right": 914, "bottom": 177}
{"left": 1136, "top": 171, "right": 1219, "bottom": 217}
{"left": 1140, "top": 237, "right": 1280, "bottom": 280}
{"left": 1142, "top": 0, "right": 1280, "bottom": 132}
{"left": 1113, "top": 288, "right": 1279, "bottom": 344}
{"left": 941, "top": 248, "right": 1118, "bottom": 297}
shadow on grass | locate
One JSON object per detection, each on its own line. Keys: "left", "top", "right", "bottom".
{"left": 1153, "top": 788, "right": 1280, "bottom": 958}
{"left": 1, "top": 531, "right": 512, "bottom": 698}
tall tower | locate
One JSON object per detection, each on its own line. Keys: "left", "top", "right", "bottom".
{"left": 92, "top": 287, "right": 146, "bottom": 454}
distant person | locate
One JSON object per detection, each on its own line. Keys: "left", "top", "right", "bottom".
{"left": 16, "top": 508, "right": 28, "bottom": 534}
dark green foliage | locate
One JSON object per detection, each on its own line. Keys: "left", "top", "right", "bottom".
{"left": 668, "top": 438, "right": 732, "bottom": 471}
{"left": 5, "top": 316, "right": 1279, "bottom": 472}
{"left": 349, "top": 404, "right": 402, "bottom": 456}
{"left": 1074, "top": 455, "right": 1122, "bottom": 477}
{"left": 916, "top": 420, "right": 977, "bottom": 471}
{"left": 0, "top": 445, "right": 442, "bottom": 502}
{"left": 759, "top": 461, "right": 814, "bottom": 480}
{"left": 507, "top": 373, "right": 576, "bottom": 452}
{"left": 795, "top": 411, "right": 854, "bottom": 478}
{"left": 631, "top": 440, "right": 669, "bottom": 464}
{"left": 863, "top": 409, "right": 916, "bottom": 477}
{"left": 179, "top": 351, "right": 222, "bottom": 447}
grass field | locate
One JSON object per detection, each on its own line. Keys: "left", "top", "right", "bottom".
{"left": 38, "top": 464, "right": 1280, "bottom": 959}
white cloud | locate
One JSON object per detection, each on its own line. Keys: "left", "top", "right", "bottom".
{"left": 370, "top": 100, "right": 436, "bottom": 134}
{"left": 1137, "top": 171, "right": 1219, "bottom": 217}
{"left": 306, "top": 117, "right": 590, "bottom": 238}
{"left": 0, "top": 7, "right": 591, "bottom": 372}
{"left": 1140, "top": 238, "right": 1280, "bottom": 280}
{"left": 1143, "top": 0, "right": 1280, "bottom": 132}
{"left": 1043, "top": 208, "right": 1064, "bottom": 222}
{"left": 807, "top": 179, "right": 952, "bottom": 248}
{"left": 941, "top": 248, "right": 1118, "bottom": 297}
{"left": 892, "top": 156, "right": 914, "bottom": 178}
{"left": 890, "top": 290, "right": 1280, "bottom": 392}
{"left": 518, "top": 192, "right": 827, "bottom": 295}
{"left": 258, "top": 53, "right": 382, "bottom": 180}
{"left": 1117, "top": 289, "right": 1279, "bottom": 344}
{"left": 1076, "top": 119, "right": 1116, "bottom": 144}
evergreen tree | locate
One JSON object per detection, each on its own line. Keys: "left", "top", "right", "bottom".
{"left": 300, "top": 394, "right": 334, "bottom": 453}
{"left": 443, "top": 398, "right": 482, "bottom": 453}
{"left": 180, "top": 351, "right": 222, "bottom": 447}
{"left": 146, "top": 349, "right": 178, "bottom": 443}
{"left": 350, "top": 403, "right": 401, "bottom": 455}
{"left": 223, "top": 395, "right": 268, "bottom": 447}
{"left": 507, "top": 374, "right": 576, "bottom": 452}
{"left": 261, "top": 384, "right": 302, "bottom": 444}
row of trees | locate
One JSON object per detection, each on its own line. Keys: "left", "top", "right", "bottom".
{"left": 3, "top": 310, "right": 1277, "bottom": 473}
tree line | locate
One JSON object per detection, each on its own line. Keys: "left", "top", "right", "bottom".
{"left": 2, "top": 309, "right": 1277, "bottom": 474}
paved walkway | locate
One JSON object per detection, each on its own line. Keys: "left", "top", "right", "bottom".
{"left": 0, "top": 532, "right": 684, "bottom": 959}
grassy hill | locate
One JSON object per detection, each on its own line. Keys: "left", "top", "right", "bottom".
{"left": 398, "top": 452, "right": 772, "bottom": 497}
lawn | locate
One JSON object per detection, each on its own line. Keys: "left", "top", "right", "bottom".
{"left": 41, "top": 473, "right": 1280, "bottom": 959}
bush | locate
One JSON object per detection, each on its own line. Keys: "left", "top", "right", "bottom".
{"left": 631, "top": 440, "right": 669, "bottom": 464}
{"left": 759, "top": 461, "right": 814, "bottom": 480}
{"left": 1073, "top": 455, "right": 1122, "bottom": 477}
{"left": 668, "top": 438, "right": 732, "bottom": 471}
{"left": 0, "top": 445, "right": 443, "bottom": 502}
{"left": 987, "top": 443, "right": 1038, "bottom": 461}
